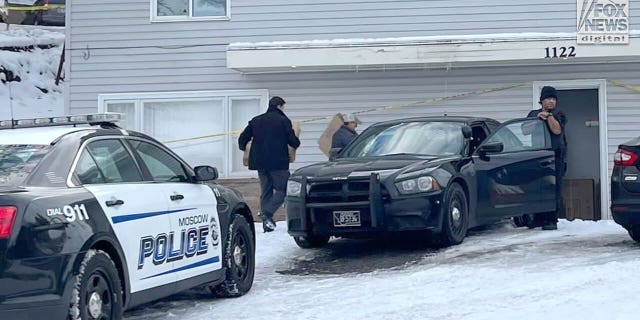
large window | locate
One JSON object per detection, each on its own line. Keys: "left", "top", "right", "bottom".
{"left": 99, "top": 90, "right": 267, "bottom": 178}
{"left": 153, "top": 0, "right": 229, "bottom": 21}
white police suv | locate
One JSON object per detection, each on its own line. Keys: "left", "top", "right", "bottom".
{"left": 0, "top": 114, "right": 256, "bottom": 320}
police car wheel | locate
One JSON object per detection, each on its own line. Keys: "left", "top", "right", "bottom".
{"left": 293, "top": 235, "right": 330, "bottom": 248}
{"left": 438, "top": 183, "right": 468, "bottom": 247}
{"left": 628, "top": 226, "right": 640, "bottom": 242}
{"left": 512, "top": 214, "right": 532, "bottom": 228}
{"left": 212, "top": 214, "right": 255, "bottom": 297}
{"left": 69, "top": 250, "right": 123, "bottom": 320}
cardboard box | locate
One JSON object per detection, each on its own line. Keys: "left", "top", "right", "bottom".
{"left": 562, "top": 178, "right": 600, "bottom": 221}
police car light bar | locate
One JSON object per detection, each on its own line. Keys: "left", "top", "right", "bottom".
{"left": 0, "top": 113, "right": 124, "bottom": 130}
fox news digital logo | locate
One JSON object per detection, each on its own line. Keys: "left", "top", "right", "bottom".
{"left": 577, "top": 0, "right": 629, "bottom": 44}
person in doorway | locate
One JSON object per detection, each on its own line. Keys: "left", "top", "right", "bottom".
{"left": 238, "top": 96, "right": 301, "bottom": 232}
{"left": 527, "top": 86, "right": 568, "bottom": 230}
{"left": 331, "top": 113, "right": 361, "bottom": 149}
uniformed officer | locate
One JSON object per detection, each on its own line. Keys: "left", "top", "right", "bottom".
{"left": 527, "top": 86, "right": 568, "bottom": 230}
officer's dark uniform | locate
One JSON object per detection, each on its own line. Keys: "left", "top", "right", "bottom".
{"left": 527, "top": 86, "right": 567, "bottom": 229}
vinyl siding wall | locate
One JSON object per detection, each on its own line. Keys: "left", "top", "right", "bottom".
{"left": 66, "top": 0, "right": 640, "bottom": 172}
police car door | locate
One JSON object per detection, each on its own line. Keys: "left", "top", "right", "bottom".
{"left": 125, "top": 139, "right": 222, "bottom": 283}
{"left": 73, "top": 138, "right": 178, "bottom": 293}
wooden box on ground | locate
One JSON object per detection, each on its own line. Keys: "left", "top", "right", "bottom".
{"left": 562, "top": 178, "right": 600, "bottom": 221}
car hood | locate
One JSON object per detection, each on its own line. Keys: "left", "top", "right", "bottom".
{"left": 293, "top": 156, "right": 457, "bottom": 180}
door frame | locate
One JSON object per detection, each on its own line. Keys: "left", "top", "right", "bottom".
{"left": 532, "top": 80, "right": 609, "bottom": 219}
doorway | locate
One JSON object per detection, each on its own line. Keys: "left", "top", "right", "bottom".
{"left": 556, "top": 89, "right": 601, "bottom": 220}
{"left": 532, "top": 80, "right": 608, "bottom": 221}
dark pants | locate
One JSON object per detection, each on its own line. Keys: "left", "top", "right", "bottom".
{"left": 258, "top": 170, "right": 290, "bottom": 220}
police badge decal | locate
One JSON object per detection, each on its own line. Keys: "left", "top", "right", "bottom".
{"left": 210, "top": 217, "right": 220, "bottom": 247}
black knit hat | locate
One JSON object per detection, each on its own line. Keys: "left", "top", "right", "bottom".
{"left": 539, "top": 86, "right": 558, "bottom": 103}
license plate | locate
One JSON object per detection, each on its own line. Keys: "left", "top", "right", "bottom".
{"left": 333, "top": 210, "right": 361, "bottom": 227}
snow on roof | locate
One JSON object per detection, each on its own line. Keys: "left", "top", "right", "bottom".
{"left": 229, "top": 31, "right": 640, "bottom": 49}
{"left": 0, "top": 28, "right": 64, "bottom": 48}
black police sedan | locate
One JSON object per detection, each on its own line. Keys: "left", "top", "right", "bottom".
{"left": 611, "top": 137, "right": 640, "bottom": 242}
{"left": 286, "top": 116, "right": 559, "bottom": 248}
{"left": 0, "top": 114, "right": 255, "bottom": 320}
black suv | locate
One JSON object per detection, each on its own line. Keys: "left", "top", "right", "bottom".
{"left": 611, "top": 137, "right": 640, "bottom": 242}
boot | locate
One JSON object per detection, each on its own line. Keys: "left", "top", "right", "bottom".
{"left": 262, "top": 218, "right": 276, "bottom": 233}
{"left": 259, "top": 212, "right": 276, "bottom": 233}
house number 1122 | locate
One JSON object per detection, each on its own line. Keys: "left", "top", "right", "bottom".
{"left": 545, "top": 46, "right": 577, "bottom": 59}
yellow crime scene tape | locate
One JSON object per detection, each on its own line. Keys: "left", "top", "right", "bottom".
{"left": 608, "top": 80, "right": 640, "bottom": 94}
{"left": 0, "top": 4, "right": 64, "bottom": 11}
{"left": 162, "top": 82, "right": 531, "bottom": 144}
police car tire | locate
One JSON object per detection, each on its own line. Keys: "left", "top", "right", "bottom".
{"left": 212, "top": 214, "right": 255, "bottom": 297}
{"left": 68, "top": 249, "right": 123, "bottom": 320}
{"left": 439, "top": 183, "right": 468, "bottom": 247}
{"left": 512, "top": 214, "right": 532, "bottom": 228}
{"left": 293, "top": 235, "right": 330, "bottom": 248}
{"left": 628, "top": 226, "right": 640, "bottom": 242}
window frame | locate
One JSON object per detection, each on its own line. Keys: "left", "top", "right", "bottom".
{"left": 98, "top": 90, "right": 268, "bottom": 178}
{"left": 150, "top": 0, "right": 231, "bottom": 22}
{"left": 69, "top": 137, "right": 146, "bottom": 186}
{"left": 477, "top": 118, "right": 552, "bottom": 155}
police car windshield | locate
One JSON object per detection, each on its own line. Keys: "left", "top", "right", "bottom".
{"left": 0, "top": 145, "right": 50, "bottom": 186}
{"left": 341, "top": 121, "right": 464, "bottom": 158}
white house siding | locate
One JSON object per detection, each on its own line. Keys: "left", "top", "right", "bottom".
{"left": 66, "top": 0, "right": 640, "bottom": 172}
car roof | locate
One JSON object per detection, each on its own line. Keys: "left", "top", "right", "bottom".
{"left": 371, "top": 116, "right": 499, "bottom": 127}
{"left": 0, "top": 125, "right": 141, "bottom": 146}
{"left": 0, "top": 126, "right": 94, "bottom": 145}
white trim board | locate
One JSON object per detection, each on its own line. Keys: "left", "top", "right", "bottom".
{"left": 531, "top": 80, "right": 609, "bottom": 220}
{"left": 228, "top": 36, "right": 640, "bottom": 73}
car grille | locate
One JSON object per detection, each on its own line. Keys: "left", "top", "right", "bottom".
{"left": 306, "top": 180, "right": 388, "bottom": 203}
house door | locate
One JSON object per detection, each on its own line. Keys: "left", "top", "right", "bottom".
{"left": 556, "top": 89, "right": 601, "bottom": 220}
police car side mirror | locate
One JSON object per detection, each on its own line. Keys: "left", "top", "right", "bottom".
{"left": 329, "top": 148, "right": 342, "bottom": 161}
{"left": 462, "top": 126, "right": 472, "bottom": 139}
{"left": 478, "top": 142, "right": 504, "bottom": 154}
{"left": 194, "top": 166, "right": 218, "bottom": 181}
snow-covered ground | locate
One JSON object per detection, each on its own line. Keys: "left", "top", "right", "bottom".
{"left": 124, "top": 220, "right": 640, "bottom": 320}
{"left": 0, "top": 27, "right": 64, "bottom": 119}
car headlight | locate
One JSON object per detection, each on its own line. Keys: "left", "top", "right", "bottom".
{"left": 287, "top": 180, "right": 302, "bottom": 197}
{"left": 395, "top": 176, "right": 439, "bottom": 195}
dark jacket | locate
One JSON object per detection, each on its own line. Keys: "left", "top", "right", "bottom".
{"left": 331, "top": 125, "right": 357, "bottom": 149}
{"left": 238, "top": 106, "right": 301, "bottom": 171}
{"left": 526, "top": 109, "right": 568, "bottom": 153}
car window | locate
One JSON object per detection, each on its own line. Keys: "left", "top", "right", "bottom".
{"left": 483, "top": 119, "right": 550, "bottom": 153}
{"left": 74, "top": 149, "right": 105, "bottom": 184}
{"left": 128, "top": 140, "right": 189, "bottom": 182}
{"left": 85, "top": 139, "right": 142, "bottom": 183}
{"left": 0, "top": 144, "right": 50, "bottom": 186}
{"left": 342, "top": 121, "right": 464, "bottom": 157}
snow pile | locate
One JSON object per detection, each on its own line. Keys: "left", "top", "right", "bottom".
{"left": 0, "top": 28, "right": 64, "bottom": 119}
{"left": 0, "top": 28, "right": 64, "bottom": 48}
